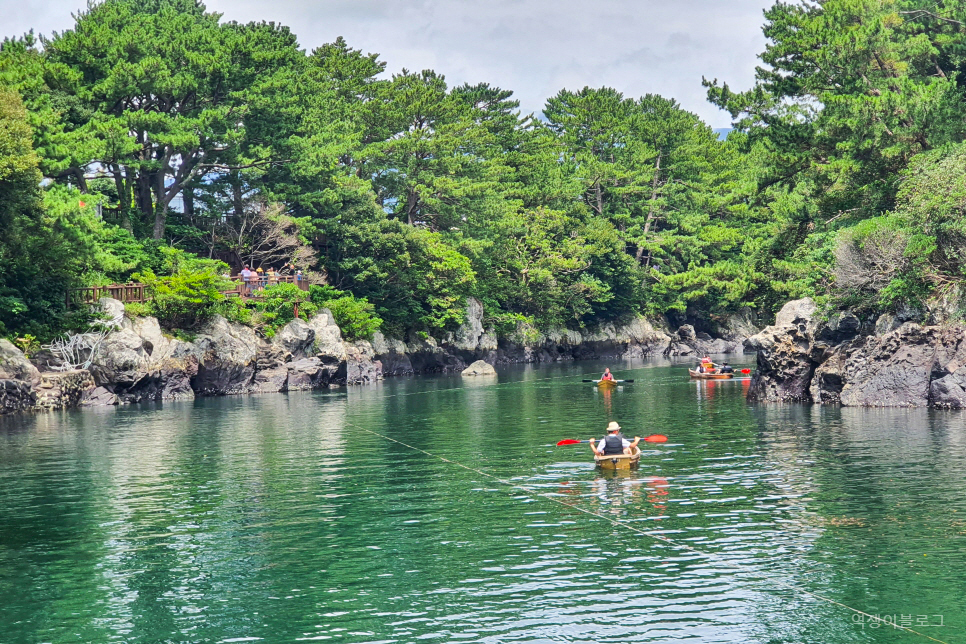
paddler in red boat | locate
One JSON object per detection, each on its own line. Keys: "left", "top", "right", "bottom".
{"left": 699, "top": 355, "right": 716, "bottom": 374}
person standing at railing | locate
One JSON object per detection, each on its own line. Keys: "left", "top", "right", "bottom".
{"left": 267, "top": 266, "right": 278, "bottom": 285}
{"left": 241, "top": 266, "right": 253, "bottom": 295}
{"left": 255, "top": 266, "right": 265, "bottom": 291}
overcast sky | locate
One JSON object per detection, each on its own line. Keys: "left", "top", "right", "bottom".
{"left": 2, "top": 0, "right": 774, "bottom": 128}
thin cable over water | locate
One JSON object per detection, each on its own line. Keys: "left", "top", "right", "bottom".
{"left": 354, "top": 367, "right": 706, "bottom": 402}
{"left": 346, "top": 421, "right": 953, "bottom": 644}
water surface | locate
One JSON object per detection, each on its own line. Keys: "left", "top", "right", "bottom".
{"left": 1, "top": 358, "right": 964, "bottom": 643}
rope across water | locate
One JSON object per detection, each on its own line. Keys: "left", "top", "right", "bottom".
{"left": 344, "top": 411, "right": 953, "bottom": 644}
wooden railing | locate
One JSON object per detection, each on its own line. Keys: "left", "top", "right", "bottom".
{"left": 70, "top": 283, "right": 146, "bottom": 306}
{"left": 223, "top": 275, "right": 310, "bottom": 300}
{"left": 68, "top": 275, "right": 309, "bottom": 307}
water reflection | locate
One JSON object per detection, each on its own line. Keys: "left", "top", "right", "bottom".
{"left": 645, "top": 476, "right": 670, "bottom": 516}
{"left": 1, "top": 358, "right": 964, "bottom": 643}
{"left": 598, "top": 382, "right": 614, "bottom": 417}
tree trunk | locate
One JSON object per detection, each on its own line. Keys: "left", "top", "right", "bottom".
{"left": 110, "top": 165, "right": 134, "bottom": 231}
{"left": 151, "top": 166, "right": 168, "bottom": 240}
{"left": 232, "top": 173, "right": 245, "bottom": 221}
{"left": 136, "top": 173, "right": 153, "bottom": 230}
{"left": 183, "top": 185, "right": 195, "bottom": 216}
{"left": 110, "top": 164, "right": 127, "bottom": 209}
{"left": 72, "top": 168, "right": 88, "bottom": 193}
{"left": 636, "top": 152, "right": 662, "bottom": 264}
{"left": 405, "top": 190, "right": 418, "bottom": 226}
{"left": 152, "top": 200, "right": 168, "bottom": 240}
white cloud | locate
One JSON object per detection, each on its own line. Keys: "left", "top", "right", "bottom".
{"left": 1, "top": 0, "right": 773, "bottom": 127}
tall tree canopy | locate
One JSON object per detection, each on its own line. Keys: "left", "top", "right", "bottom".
{"left": 35, "top": 0, "right": 302, "bottom": 238}
{"left": 8, "top": 0, "right": 966, "bottom": 340}
{"left": 705, "top": 0, "right": 966, "bottom": 314}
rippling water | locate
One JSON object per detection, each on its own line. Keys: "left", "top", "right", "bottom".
{"left": 2, "top": 358, "right": 965, "bottom": 643}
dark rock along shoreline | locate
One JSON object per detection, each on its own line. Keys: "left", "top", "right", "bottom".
{"left": 0, "top": 297, "right": 757, "bottom": 415}
{"left": 747, "top": 298, "right": 966, "bottom": 408}
{"left": 8, "top": 294, "right": 963, "bottom": 414}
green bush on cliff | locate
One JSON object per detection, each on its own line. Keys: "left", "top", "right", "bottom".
{"left": 829, "top": 144, "right": 966, "bottom": 317}
{"left": 250, "top": 282, "right": 318, "bottom": 338}
{"left": 309, "top": 285, "right": 381, "bottom": 341}
{"left": 136, "top": 267, "right": 226, "bottom": 329}
{"left": 134, "top": 249, "right": 245, "bottom": 329}
{"left": 244, "top": 283, "right": 381, "bottom": 341}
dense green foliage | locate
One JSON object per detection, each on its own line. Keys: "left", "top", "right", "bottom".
{"left": 706, "top": 0, "right": 966, "bottom": 316}
{"left": 134, "top": 249, "right": 246, "bottom": 329}
{"left": 309, "top": 285, "right": 381, "bottom": 341}
{"left": 250, "top": 282, "right": 317, "bottom": 338}
{"left": 0, "top": 86, "right": 152, "bottom": 338}
{"left": 4, "top": 0, "right": 966, "bottom": 342}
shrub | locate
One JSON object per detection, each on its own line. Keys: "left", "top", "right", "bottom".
{"left": 832, "top": 217, "right": 910, "bottom": 304}
{"left": 250, "top": 282, "right": 318, "bottom": 337}
{"left": 14, "top": 334, "right": 39, "bottom": 358}
{"left": 309, "top": 284, "right": 382, "bottom": 341}
{"left": 324, "top": 296, "right": 381, "bottom": 340}
{"left": 123, "top": 302, "right": 150, "bottom": 318}
{"left": 219, "top": 298, "right": 252, "bottom": 326}
{"left": 135, "top": 265, "right": 232, "bottom": 329}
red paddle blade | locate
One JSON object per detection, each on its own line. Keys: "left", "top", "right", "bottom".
{"left": 644, "top": 434, "right": 668, "bottom": 443}
{"left": 556, "top": 439, "right": 582, "bottom": 446}
{"left": 741, "top": 368, "right": 751, "bottom": 374}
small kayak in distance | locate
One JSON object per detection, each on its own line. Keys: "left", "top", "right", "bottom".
{"left": 689, "top": 369, "right": 735, "bottom": 380}
{"left": 595, "top": 445, "right": 642, "bottom": 470}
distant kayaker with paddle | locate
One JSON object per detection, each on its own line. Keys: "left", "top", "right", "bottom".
{"left": 600, "top": 368, "right": 615, "bottom": 381}
{"left": 591, "top": 421, "right": 640, "bottom": 456}
{"left": 699, "top": 355, "right": 717, "bottom": 374}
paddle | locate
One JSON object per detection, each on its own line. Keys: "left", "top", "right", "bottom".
{"left": 556, "top": 434, "right": 667, "bottom": 446}
{"left": 582, "top": 378, "right": 635, "bottom": 383}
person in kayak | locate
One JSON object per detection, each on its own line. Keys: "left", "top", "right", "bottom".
{"left": 591, "top": 422, "right": 640, "bottom": 456}
{"left": 699, "top": 355, "right": 718, "bottom": 374}
{"left": 719, "top": 363, "right": 735, "bottom": 374}
{"left": 600, "top": 368, "right": 615, "bottom": 381}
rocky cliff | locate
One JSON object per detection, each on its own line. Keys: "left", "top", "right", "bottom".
{"left": 370, "top": 297, "right": 756, "bottom": 376}
{"left": 747, "top": 298, "right": 966, "bottom": 408}
{"left": 0, "top": 298, "right": 378, "bottom": 414}
{"left": 1, "top": 296, "right": 759, "bottom": 415}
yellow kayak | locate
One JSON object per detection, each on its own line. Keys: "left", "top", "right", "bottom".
{"left": 594, "top": 445, "right": 642, "bottom": 470}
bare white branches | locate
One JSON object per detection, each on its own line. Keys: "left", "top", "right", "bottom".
{"left": 833, "top": 227, "right": 909, "bottom": 293}
{"left": 224, "top": 201, "right": 322, "bottom": 281}
{"left": 42, "top": 306, "right": 123, "bottom": 371}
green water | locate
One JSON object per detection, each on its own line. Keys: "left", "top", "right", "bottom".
{"left": 1, "top": 358, "right": 965, "bottom": 644}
